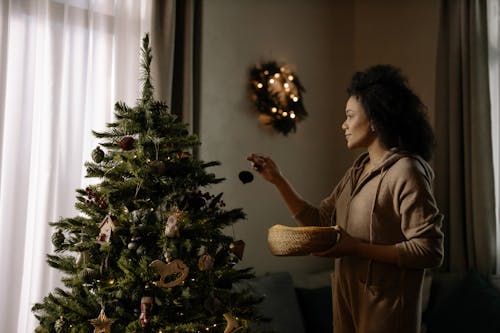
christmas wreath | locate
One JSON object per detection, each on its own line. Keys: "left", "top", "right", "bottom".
{"left": 249, "top": 61, "right": 307, "bottom": 135}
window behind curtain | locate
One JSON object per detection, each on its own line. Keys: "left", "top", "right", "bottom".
{"left": 0, "top": 1, "right": 151, "bottom": 331}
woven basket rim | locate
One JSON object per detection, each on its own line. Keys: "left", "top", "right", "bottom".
{"left": 267, "top": 224, "right": 338, "bottom": 256}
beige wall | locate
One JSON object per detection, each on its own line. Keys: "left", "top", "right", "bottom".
{"left": 353, "top": 0, "right": 440, "bottom": 127}
{"left": 199, "top": 0, "right": 440, "bottom": 278}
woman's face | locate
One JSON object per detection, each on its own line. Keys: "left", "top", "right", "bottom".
{"left": 341, "top": 96, "right": 376, "bottom": 149}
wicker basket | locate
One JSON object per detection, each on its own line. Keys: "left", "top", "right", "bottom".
{"left": 267, "top": 224, "right": 339, "bottom": 256}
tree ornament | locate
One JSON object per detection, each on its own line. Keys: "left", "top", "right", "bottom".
{"left": 176, "top": 151, "right": 191, "bottom": 159}
{"left": 249, "top": 61, "right": 308, "bottom": 135}
{"left": 230, "top": 240, "right": 246, "bottom": 260}
{"left": 238, "top": 171, "right": 254, "bottom": 184}
{"left": 127, "top": 241, "right": 138, "bottom": 250}
{"left": 54, "top": 316, "right": 66, "bottom": 333}
{"left": 91, "top": 146, "right": 105, "bottom": 163}
{"left": 119, "top": 136, "right": 135, "bottom": 151}
{"left": 164, "top": 210, "right": 183, "bottom": 238}
{"left": 96, "top": 215, "right": 118, "bottom": 244}
{"left": 139, "top": 295, "right": 153, "bottom": 330}
{"left": 51, "top": 230, "right": 65, "bottom": 249}
{"left": 197, "top": 254, "right": 215, "bottom": 271}
{"left": 89, "top": 309, "right": 114, "bottom": 333}
{"left": 223, "top": 313, "right": 241, "bottom": 333}
{"left": 149, "top": 259, "right": 189, "bottom": 288}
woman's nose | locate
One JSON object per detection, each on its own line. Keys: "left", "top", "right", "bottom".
{"left": 341, "top": 121, "right": 347, "bottom": 130}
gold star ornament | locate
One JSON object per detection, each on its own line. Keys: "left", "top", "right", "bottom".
{"left": 89, "top": 309, "right": 115, "bottom": 333}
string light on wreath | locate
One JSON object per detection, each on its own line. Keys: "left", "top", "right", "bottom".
{"left": 249, "top": 61, "right": 307, "bottom": 135}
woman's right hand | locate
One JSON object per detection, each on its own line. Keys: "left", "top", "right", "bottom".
{"left": 246, "top": 153, "right": 282, "bottom": 184}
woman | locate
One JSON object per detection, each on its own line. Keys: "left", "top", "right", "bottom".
{"left": 247, "top": 64, "right": 443, "bottom": 333}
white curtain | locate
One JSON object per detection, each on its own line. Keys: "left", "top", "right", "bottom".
{"left": 488, "top": 0, "right": 500, "bottom": 274}
{"left": 0, "top": 0, "right": 151, "bottom": 331}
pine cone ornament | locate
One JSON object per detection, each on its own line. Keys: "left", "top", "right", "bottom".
{"left": 119, "top": 136, "right": 135, "bottom": 151}
{"left": 91, "top": 146, "right": 105, "bottom": 163}
{"left": 51, "top": 230, "right": 65, "bottom": 249}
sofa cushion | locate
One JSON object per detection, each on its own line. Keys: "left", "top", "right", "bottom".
{"left": 295, "top": 286, "right": 333, "bottom": 333}
{"left": 425, "top": 271, "right": 500, "bottom": 333}
{"left": 248, "top": 272, "right": 306, "bottom": 333}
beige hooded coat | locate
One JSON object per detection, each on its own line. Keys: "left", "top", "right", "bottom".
{"left": 295, "top": 150, "right": 444, "bottom": 333}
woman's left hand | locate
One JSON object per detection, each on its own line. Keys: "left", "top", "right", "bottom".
{"left": 312, "top": 225, "right": 361, "bottom": 258}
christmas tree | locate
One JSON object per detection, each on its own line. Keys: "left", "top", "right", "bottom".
{"left": 33, "top": 34, "right": 267, "bottom": 333}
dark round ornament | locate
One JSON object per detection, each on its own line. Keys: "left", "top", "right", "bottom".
{"left": 238, "top": 170, "right": 254, "bottom": 184}
{"left": 51, "top": 230, "right": 65, "bottom": 248}
{"left": 119, "top": 136, "right": 135, "bottom": 151}
{"left": 91, "top": 146, "right": 105, "bottom": 163}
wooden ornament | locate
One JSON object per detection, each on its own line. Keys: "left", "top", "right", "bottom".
{"left": 149, "top": 259, "right": 189, "bottom": 288}
{"left": 223, "top": 313, "right": 242, "bottom": 333}
{"left": 89, "top": 309, "right": 114, "bottom": 333}
{"left": 230, "top": 240, "right": 246, "bottom": 260}
{"left": 96, "top": 215, "right": 118, "bottom": 244}
{"left": 139, "top": 296, "right": 153, "bottom": 329}
{"left": 176, "top": 151, "right": 191, "bottom": 159}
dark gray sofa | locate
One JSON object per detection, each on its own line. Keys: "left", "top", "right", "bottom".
{"left": 248, "top": 270, "right": 500, "bottom": 333}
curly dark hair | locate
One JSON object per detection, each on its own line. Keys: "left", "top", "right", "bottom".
{"left": 347, "top": 64, "right": 435, "bottom": 161}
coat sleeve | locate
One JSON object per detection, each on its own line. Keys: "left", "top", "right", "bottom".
{"left": 394, "top": 159, "right": 444, "bottom": 269}
{"left": 294, "top": 169, "right": 352, "bottom": 227}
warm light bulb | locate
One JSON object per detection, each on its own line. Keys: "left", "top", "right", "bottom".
{"left": 274, "top": 73, "right": 280, "bottom": 78}
{"left": 257, "top": 83, "right": 263, "bottom": 88}
{"left": 282, "top": 112, "right": 288, "bottom": 117}
{"left": 283, "top": 83, "right": 289, "bottom": 89}
{"left": 280, "top": 66, "right": 286, "bottom": 72}
{"left": 288, "top": 75, "right": 294, "bottom": 81}
{"left": 290, "top": 112, "right": 296, "bottom": 119}
{"left": 269, "top": 78, "right": 275, "bottom": 84}
{"left": 271, "top": 107, "right": 277, "bottom": 113}
{"left": 264, "top": 70, "right": 269, "bottom": 75}
{"left": 293, "top": 96, "right": 299, "bottom": 102}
